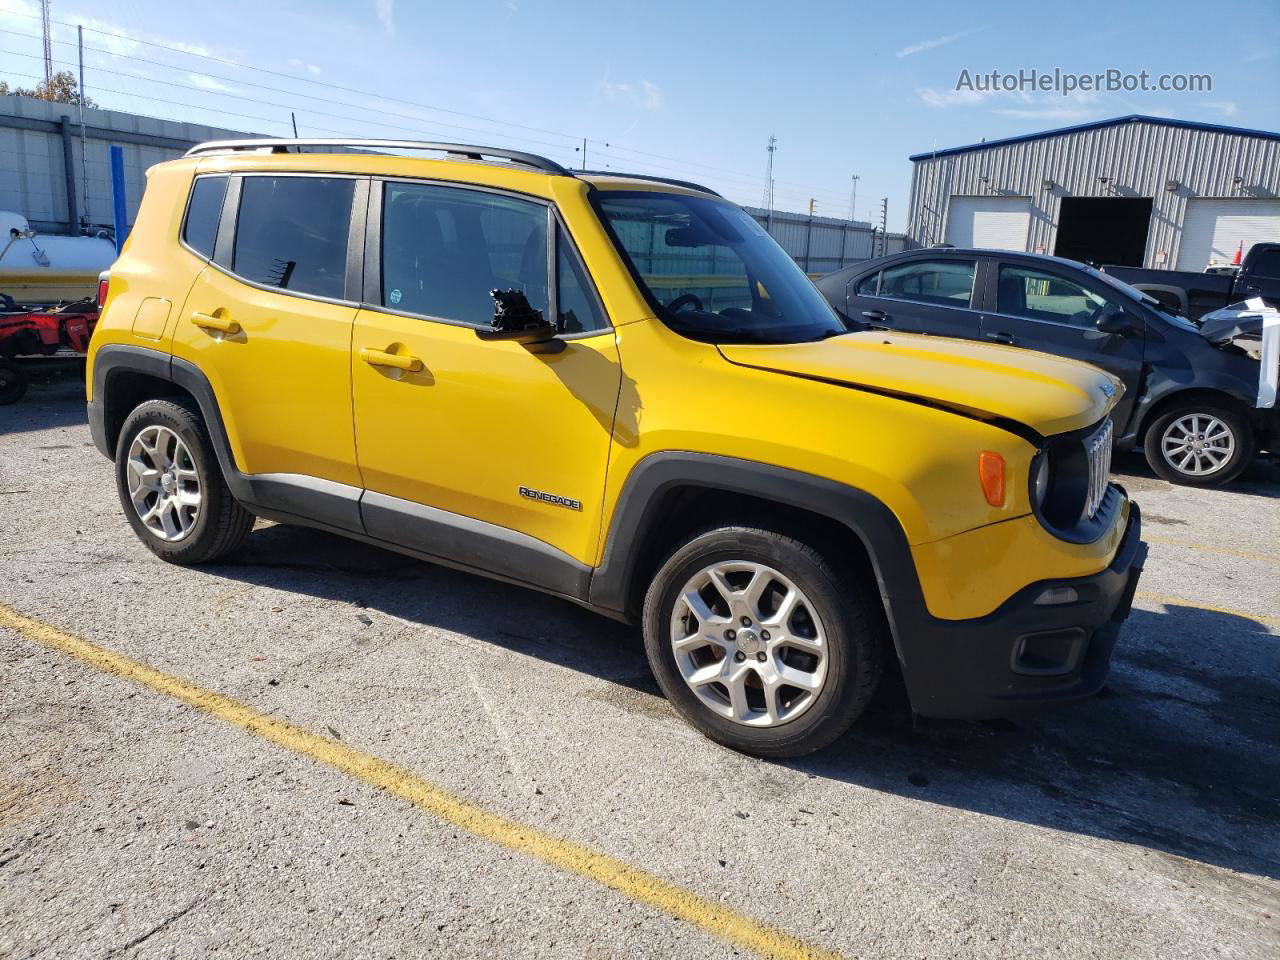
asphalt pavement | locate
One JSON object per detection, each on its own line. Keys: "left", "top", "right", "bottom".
{"left": 2, "top": 375, "right": 1277, "bottom": 959}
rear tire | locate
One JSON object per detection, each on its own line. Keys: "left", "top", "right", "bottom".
{"left": 114, "top": 399, "right": 254, "bottom": 564}
{"left": 1143, "top": 401, "right": 1253, "bottom": 486}
{"left": 0, "top": 360, "right": 27, "bottom": 404}
{"left": 642, "top": 525, "right": 884, "bottom": 758}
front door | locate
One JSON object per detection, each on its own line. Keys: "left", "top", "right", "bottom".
{"left": 351, "top": 179, "right": 621, "bottom": 571}
{"left": 845, "top": 257, "right": 983, "bottom": 340}
{"left": 980, "top": 261, "right": 1145, "bottom": 431}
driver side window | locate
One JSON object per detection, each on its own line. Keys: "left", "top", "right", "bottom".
{"left": 380, "top": 181, "right": 548, "bottom": 326}
{"left": 996, "top": 265, "right": 1114, "bottom": 327}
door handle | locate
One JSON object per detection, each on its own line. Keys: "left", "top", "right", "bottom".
{"left": 190, "top": 311, "right": 240, "bottom": 335}
{"left": 861, "top": 309, "right": 891, "bottom": 327}
{"left": 360, "top": 347, "right": 423, "bottom": 373}
{"left": 985, "top": 331, "right": 1017, "bottom": 345}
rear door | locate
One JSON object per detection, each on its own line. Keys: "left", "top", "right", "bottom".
{"left": 172, "top": 173, "right": 364, "bottom": 492}
{"left": 980, "top": 260, "right": 1145, "bottom": 430}
{"left": 845, "top": 256, "right": 983, "bottom": 340}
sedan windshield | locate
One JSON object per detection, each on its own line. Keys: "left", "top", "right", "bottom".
{"left": 595, "top": 191, "right": 846, "bottom": 344}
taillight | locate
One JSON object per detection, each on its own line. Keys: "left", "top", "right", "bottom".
{"left": 978, "top": 451, "right": 1006, "bottom": 507}
{"left": 97, "top": 276, "right": 110, "bottom": 310}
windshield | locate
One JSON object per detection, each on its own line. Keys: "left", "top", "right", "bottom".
{"left": 595, "top": 191, "right": 846, "bottom": 344}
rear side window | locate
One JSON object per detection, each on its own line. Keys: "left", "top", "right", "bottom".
{"left": 182, "top": 176, "right": 227, "bottom": 259}
{"left": 381, "top": 181, "right": 548, "bottom": 326}
{"left": 1250, "top": 248, "right": 1280, "bottom": 280}
{"left": 556, "top": 227, "right": 605, "bottom": 333}
{"left": 878, "top": 259, "right": 975, "bottom": 307}
{"left": 232, "top": 176, "right": 354, "bottom": 299}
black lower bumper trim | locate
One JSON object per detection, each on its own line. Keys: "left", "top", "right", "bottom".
{"left": 893, "top": 502, "right": 1146, "bottom": 719}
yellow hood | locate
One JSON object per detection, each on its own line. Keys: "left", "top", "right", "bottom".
{"left": 718, "top": 331, "right": 1122, "bottom": 438}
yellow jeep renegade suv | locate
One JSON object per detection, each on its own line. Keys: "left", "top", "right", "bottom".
{"left": 86, "top": 139, "right": 1146, "bottom": 757}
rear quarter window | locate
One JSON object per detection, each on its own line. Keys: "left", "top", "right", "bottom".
{"left": 182, "top": 176, "right": 227, "bottom": 260}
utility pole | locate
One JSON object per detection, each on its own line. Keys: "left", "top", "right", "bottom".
{"left": 580, "top": 137, "right": 587, "bottom": 171}
{"left": 77, "top": 24, "right": 88, "bottom": 230}
{"left": 849, "top": 174, "right": 859, "bottom": 221}
{"left": 40, "top": 0, "right": 53, "bottom": 87}
{"left": 763, "top": 135, "right": 777, "bottom": 229}
{"left": 808, "top": 198, "right": 817, "bottom": 216}
{"left": 878, "top": 197, "right": 889, "bottom": 257}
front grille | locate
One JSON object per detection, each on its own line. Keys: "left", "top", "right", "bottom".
{"left": 1085, "top": 419, "right": 1114, "bottom": 518}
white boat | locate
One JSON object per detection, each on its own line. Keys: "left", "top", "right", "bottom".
{"left": 1, "top": 211, "right": 117, "bottom": 306}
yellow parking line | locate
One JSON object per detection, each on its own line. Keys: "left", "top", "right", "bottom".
{"left": 1142, "top": 535, "right": 1280, "bottom": 566}
{"left": 1134, "top": 592, "right": 1280, "bottom": 630}
{"left": 0, "top": 603, "right": 842, "bottom": 960}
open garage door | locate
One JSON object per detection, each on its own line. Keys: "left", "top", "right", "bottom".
{"left": 1176, "top": 199, "right": 1280, "bottom": 270}
{"left": 944, "top": 196, "right": 1031, "bottom": 251}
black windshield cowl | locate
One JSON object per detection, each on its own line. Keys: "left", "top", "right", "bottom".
{"left": 594, "top": 191, "right": 846, "bottom": 346}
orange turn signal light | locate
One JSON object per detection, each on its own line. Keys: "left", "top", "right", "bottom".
{"left": 978, "top": 451, "right": 1006, "bottom": 507}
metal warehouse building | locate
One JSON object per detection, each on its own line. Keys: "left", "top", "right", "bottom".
{"left": 906, "top": 114, "right": 1280, "bottom": 270}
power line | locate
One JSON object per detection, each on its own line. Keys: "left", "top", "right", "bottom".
{"left": 0, "top": 12, "right": 863, "bottom": 214}
{"left": 0, "top": 42, "right": 585, "bottom": 156}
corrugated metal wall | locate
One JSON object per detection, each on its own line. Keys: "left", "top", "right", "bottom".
{"left": 742, "top": 206, "right": 912, "bottom": 274}
{"left": 1, "top": 95, "right": 247, "bottom": 234}
{"left": 906, "top": 118, "right": 1280, "bottom": 268}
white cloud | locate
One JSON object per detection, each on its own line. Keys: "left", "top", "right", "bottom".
{"left": 916, "top": 86, "right": 996, "bottom": 108}
{"left": 1241, "top": 49, "right": 1271, "bottom": 63}
{"left": 602, "top": 77, "right": 662, "bottom": 111}
{"left": 993, "top": 106, "right": 1095, "bottom": 121}
{"left": 375, "top": 0, "right": 394, "bottom": 35}
{"left": 896, "top": 28, "right": 983, "bottom": 59}
{"left": 1202, "top": 100, "right": 1238, "bottom": 117}
{"left": 288, "top": 58, "right": 322, "bottom": 75}
{"left": 187, "top": 73, "right": 238, "bottom": 94}
{"left": 918, "top": 86, "right": 1102, "bottom": 123}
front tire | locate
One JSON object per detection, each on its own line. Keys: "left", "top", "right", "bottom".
{"left": 1144, "top": 401, "right": 1253, "bottom": 486}
{"left": 114, "top": 399, "right": 254, "bottom": 564}
{"left": 642, "top": 525, "right": 885, "bottom": 758}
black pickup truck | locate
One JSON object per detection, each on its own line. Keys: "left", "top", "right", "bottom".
{"left": 1104, "top": 242, "right": 1280, "bottom": 319}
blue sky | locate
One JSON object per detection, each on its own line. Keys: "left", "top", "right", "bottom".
{"left": 2, "top": 0, "right": 1277, "bottom": 230}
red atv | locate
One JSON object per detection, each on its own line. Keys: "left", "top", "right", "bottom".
{"left": 0, "top": 294, "right": 99, "bottom": 404}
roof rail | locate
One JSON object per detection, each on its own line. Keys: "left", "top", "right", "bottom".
{"left": 578, "top": 170, "right": 722, "bottom": 198}
{"left": 184, "top": 138, "right": 569, "bottom": 174}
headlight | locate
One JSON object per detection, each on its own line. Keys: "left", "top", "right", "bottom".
{"left": 1031, "top": 451, "right": 1050, "bottom": 510}
{"left": 1032, "top": 420, "right": 1114, "bottom": 536}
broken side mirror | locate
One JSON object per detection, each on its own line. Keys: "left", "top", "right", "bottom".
{"left": 475, "top": 288, "right": 561, "bottom": 351}
{"left": 1096, "top": 307, "right": 1138, "bottom": 337}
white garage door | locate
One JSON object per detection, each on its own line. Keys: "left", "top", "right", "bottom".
{"left": 1176, "top": 198, "right": 1280, "bottom": 270}
{"left": 944, "top": 196, "right": 1032, "bottom": 250}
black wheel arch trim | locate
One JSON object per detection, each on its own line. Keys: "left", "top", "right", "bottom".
{"left": 587, "top": 452, "right": 924, "bottom": 630}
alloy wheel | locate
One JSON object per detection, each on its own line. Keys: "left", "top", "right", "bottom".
{"left": 126, "top": 425, "right": 202, "bottom": 541}
{"left": 669, "top": 561, "right": 829, "bottom": 727}
{"left": 1160, "top": 413, "right": 1235, "bottom": 477}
